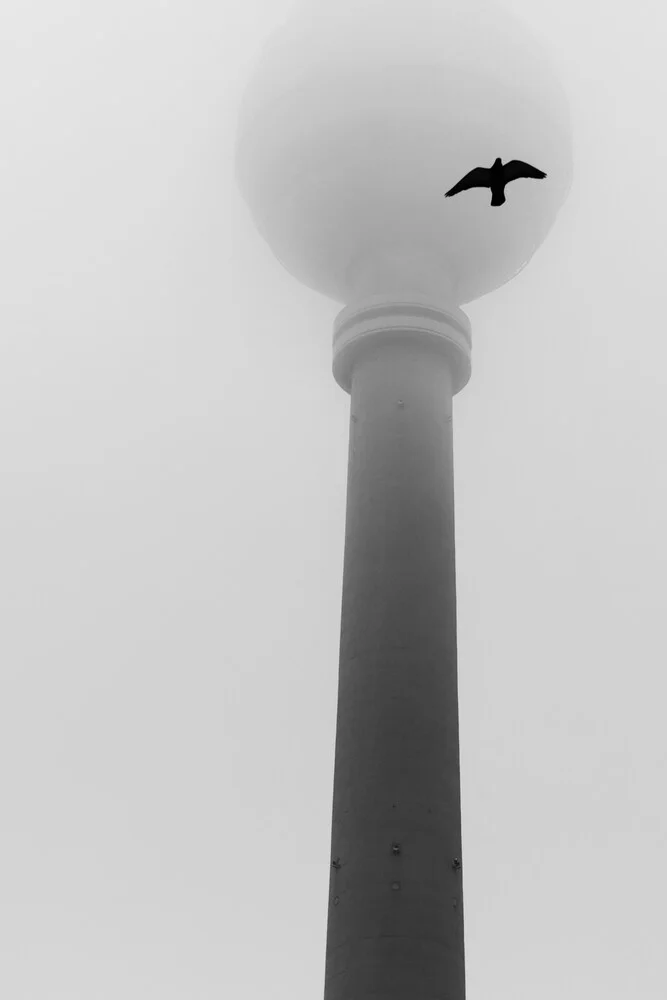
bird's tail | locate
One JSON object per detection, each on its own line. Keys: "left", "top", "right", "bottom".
{"left": 491, "top": 188, "right": 506, "bottom": 207}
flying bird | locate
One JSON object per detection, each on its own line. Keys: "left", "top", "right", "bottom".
{"left": 445, "top": 157, "right": 547, "bottom": 206}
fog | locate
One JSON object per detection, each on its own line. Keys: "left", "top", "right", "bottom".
{"left": 0, "top": 1, "right": 665, "bottom": 997}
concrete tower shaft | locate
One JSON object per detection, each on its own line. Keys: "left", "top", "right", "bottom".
{"left": 325, "top": 304, "right": 470, "bottom": 998}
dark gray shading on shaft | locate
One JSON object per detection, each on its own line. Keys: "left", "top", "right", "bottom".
{"left": 445, "top": 157, "right": 547, "bottom": 206}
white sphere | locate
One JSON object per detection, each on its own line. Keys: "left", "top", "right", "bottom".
{"left": 234, "top": 0, "right": 573, "bottom": 308}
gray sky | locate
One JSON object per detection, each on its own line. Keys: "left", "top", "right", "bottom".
{"left": 0, "top": 0, "right": 665, "bottom": 997}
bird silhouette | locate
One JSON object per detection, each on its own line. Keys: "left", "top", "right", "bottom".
{"left": 445, "top": 157, "right": 546, "bottom": 206}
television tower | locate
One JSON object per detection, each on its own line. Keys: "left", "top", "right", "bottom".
{"left": 234, "top": 0, "right": 572, "bottom": 996}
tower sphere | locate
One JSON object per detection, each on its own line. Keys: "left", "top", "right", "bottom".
{"left": 235, "top": 0, "right": 573, "bottom": 308}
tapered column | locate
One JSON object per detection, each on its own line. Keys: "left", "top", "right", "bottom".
{"left": 324, "top": 299, "right": 471, "bottom": 1000}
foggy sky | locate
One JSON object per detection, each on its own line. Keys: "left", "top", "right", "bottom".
{"left": 0, "top": 1, "right": 665, "bottom": 998}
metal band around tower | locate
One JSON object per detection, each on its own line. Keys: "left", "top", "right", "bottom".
{"left": 332, "top": 296, "right": 472, "bottom": 395}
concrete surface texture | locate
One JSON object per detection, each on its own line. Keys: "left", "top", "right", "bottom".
{"left": 325, "top": 333, "right": 465, "bottom": 998}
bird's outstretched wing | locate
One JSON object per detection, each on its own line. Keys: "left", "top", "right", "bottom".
{"left": 445, "top": 167, "right": 490, "bottom": 197}
{"left": 502, "top": 160, "right": 547, "bottom": 183}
